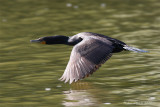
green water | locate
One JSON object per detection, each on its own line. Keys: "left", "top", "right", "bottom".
{"left": 0, "top": 0, "right": 160, "bottom": 107}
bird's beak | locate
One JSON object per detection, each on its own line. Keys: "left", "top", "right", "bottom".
{"left": 30, "top": 39, "right": 41, "bottom": 43}
{"left": 30, "top": 39, "right": 46, "bottom": 44}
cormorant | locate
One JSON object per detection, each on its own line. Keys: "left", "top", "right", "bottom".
{"left": 30, "top": 32, "right": 147, "bottom": 84}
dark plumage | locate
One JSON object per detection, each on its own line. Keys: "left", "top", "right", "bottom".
{"left": 30, "top": 32, "right": 147, "bottom": 84}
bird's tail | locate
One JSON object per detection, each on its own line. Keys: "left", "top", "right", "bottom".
{"left": 123, "top": 45, "right": 148, "bottom": 53}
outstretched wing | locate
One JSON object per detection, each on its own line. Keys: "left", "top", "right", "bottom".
{"left": 59, "top": 38, "right": 113, "bottom": 84}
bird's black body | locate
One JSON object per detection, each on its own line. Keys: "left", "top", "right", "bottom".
{"left": 36, "top": 32, "right": 126, "bottom": 53}
{"left": 31, "top": 32, "right": 147, "bottom": 84}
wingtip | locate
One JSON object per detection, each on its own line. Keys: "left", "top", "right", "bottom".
{"left": 59, "top": 77, "right": 78, "bottom": 84}
{"left": 59, "top": 77, "right": 64, "bottom": 81}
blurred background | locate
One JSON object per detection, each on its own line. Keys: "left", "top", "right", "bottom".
{"left": 0, "top": 0, "right": 160, "bottom": 106}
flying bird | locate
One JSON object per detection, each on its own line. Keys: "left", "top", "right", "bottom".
{"left": 30, "top": 32, "right": 147, "bottom": 84}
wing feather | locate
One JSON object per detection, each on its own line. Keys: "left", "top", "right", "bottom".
{"left": 59, "top": 37, "right": 113, "bottom": 84}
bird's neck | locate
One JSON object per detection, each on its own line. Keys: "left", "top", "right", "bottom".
{"left": 46, "top": 35, "right": 82, "bottom": 46}
{"left": 46, "top": 35, "right": 69, "bottom": 45}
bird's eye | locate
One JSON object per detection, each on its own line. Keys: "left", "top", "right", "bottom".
{"left": 38, "top": 37, "right": 44, "bottom": 41}
{"left": 38, "top": 37, "right": 42, "bottom": 40}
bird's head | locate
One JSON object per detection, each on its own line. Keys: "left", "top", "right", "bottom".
{"left": 30, "top": 35, "right": 69, "bottom": 45}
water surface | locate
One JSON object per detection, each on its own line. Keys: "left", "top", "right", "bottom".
{"left": 0, "top": 0, "right": 160, "bottom": 106}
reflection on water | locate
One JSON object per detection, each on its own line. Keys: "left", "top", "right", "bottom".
{"left": 0, "top": 0, "right": 160, "bottom": 106}
{"left": 63, "top": 90, "right": 98, "bottom": 107}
